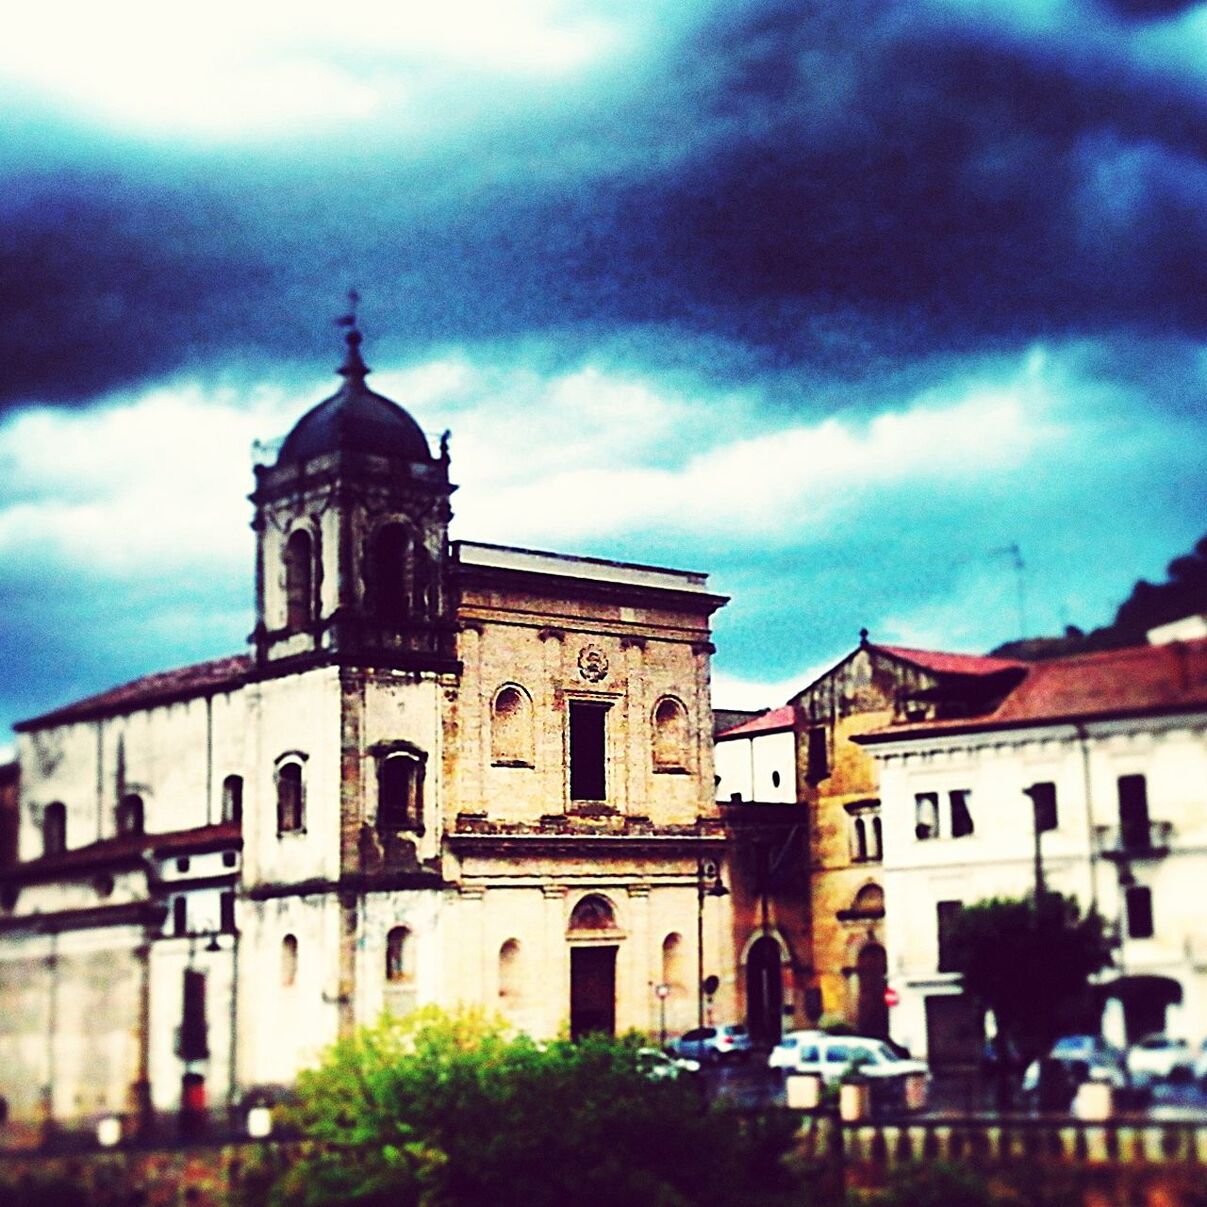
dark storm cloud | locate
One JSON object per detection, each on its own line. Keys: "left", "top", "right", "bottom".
{"left": 2, "top": 0, "right": 1207, "bottom": 411}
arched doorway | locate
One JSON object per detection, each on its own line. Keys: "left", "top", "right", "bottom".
{"left": 856, "top": 943, "right": 888, "bottom": 1038}
{"left": 568, "top": 895, "right": 620, "bottom": 1039}
{"left": 746, "top": 935, "right": 783, "bottom": 1047}
{"left": 1100, "top": 975, "right": 1183, "bottom": 1042}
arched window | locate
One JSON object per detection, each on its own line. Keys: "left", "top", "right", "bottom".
{"left": 116, "top": 793, "right": 144, "bottom": 837}
{"left": 568, "top": 894, "right": 616, "bottom": 933}
{"left": 652, "top": 697, "right": 690, "bottom": 770}
{"left": 284, "top": 529, "right": 314, "bottom": 632}
{"left": 277, "top": 761, "right": 304, "bottom": 833}
{"left": 499, "top": 939, "right": 522, "bottom": 1003}
{"left": 871, "top": 816, "right": 883, "bottom": 861}
{"left": 385, "top": 926, "right": 410, "bottom": 983}
{"left": 370, "top": 523, "right": 410, "bottom": 624}
{"left": 491, "top": 685, "right": 534, "bottom": 766}
{"left": 222, "top": 775, "right": 243, "bottom": 825}
{"left": 281, "top": 934, "right": 298, "bottom": 987}
{"left": 378, "top": 750, "right": 426, "bottom": 831}
{"left": 42, "top": 802, "right": 66, "bottom": 856}
{"left": 853, "top": 817, "right": 868, "bottom": 862}
{"left": 661, "top": 932, "right": 684, "bottom": 991}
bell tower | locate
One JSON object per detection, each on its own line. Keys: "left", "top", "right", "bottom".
{"left": 250, "top": 317, "right": 457, "bottom": 672}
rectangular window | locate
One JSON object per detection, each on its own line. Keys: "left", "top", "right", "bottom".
{"left": 914, "top": 793, "right": 939, "bottom": 840}
{"left": 1028, "top": 781, "right": 1058, "bottom": 833}
{"left": 806, "top": 726, "right": 829, "bottom": 784}
{"left": 949, "top": 790, "right": 974, "bottom": 838}
{"left": 1118, "top": 774, "right": 1150, "bottom": 850}
{"left": 179, "top": 970, "right": 209, "bottom": 1061}
{"left": 173, "top": 896, "right": 188, "bottom": 937}
{"left": 1126, "top": 886, "right": 1154, "bottom": 939}
{"left": 220, "top": 891, "right": 235, "bottom": 933}
{"left": 936, "top": 900, "right": 963, "bottom": 972}
{"left": 569, "top": 702, "right": 608, "bottom": 802}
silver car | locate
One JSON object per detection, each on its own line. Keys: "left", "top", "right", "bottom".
{"left": 670, "top": 1024, "right": 752, "bottom": 1065}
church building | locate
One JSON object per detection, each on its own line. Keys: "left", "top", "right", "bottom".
{"left": 0, "top": 325, "right": 730, "bottom": 1136}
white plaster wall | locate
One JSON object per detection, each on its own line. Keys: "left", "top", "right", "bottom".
{"left": 242, "top": 668, "right": 342, "bottom": 889}
{"left": 873, "top": 712, "right": 1207, "bottom": 1055}
{"left": 238, "top": 893, "right": 340, "bottom": 1088}
{"left": 16, "top": 686, "right": 250, "bottom": 857}
{"left": 715, "top": 730, "right": 795, "bottom": 804}
{"left": 148, "top": 934, "right": 236, "bottom": 1114}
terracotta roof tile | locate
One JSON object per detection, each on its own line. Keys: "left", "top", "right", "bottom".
{"left": 716, "top": 704, "right": 795, "bottom": 739}
{"left": 16, "top": 655, "right": 252, "bottom": 731}
{"left": 862, "top": 639, "right": 1207, "bottom": 741}
{"left": 874, "top": 645, "right": 1026, "bottom": 677}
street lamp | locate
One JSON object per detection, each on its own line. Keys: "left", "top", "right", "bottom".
{"left": 697, "top": 858, "right": 729, "bottom": 1034}
{"left": 655, "top": 982, "right": 671, "bottom": 1049}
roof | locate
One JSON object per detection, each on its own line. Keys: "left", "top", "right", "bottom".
{"left": 859, "top": 638, "right": 1207, "bottom": 743}
{"left": 276, "top": 329, "right": 434, "bottom": 467}
{"left": 455, "top": 541, "right": 716, "bottom": 594}
{"left": 3, "top": 821, "right": 241, "bottom": 884}
{"left": 716, "top": 705, "right": 795, "bottom": 739}
{"left": 16, "top": 654, "right": 252, "bottom": 731}
{"left": 872, "top": 644, "right": 1025, "bottom": 677}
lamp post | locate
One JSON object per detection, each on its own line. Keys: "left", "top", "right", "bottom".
{"left": 697, "top": 858, "right": 729, "bottom": 1034}
{"left": 655, "top": 983, "right": 671, "bottom": 1049}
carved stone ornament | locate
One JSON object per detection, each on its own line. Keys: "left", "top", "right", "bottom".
{"left": 577, "top": 643, "right": 609, "bottom": 682}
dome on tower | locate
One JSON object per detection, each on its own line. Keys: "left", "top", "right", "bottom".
{"left": 276, "top": 328, "right": 433, "bottom": 467}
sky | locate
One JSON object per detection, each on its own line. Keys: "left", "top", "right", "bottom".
{"left": 1, "top": 0, "right": 1206, "bottom": 742}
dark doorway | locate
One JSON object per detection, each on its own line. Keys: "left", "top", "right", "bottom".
{"left": 856, "top": 943, "right": 889, "bottom": 1038}
{"left": 745, "top": 936, "right": 784, "bottom": 1046}
{"left": 924, "top": 994, "right": 982, "bottom": 1069}
{"left": 570, "top": 945, "right": 616, "bottom": 1038}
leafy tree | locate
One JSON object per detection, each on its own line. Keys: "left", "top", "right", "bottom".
{"left": 256, "top": 1008, "right": 799, "bottom": 1207}
{"left": 945, "top": 892, "right": 1112, "bottom": 1063}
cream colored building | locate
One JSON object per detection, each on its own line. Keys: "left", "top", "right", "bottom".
{"left": 0, "top": 327, "right": 730, "bottom": 1135}
{"left": 859, "top": 637, "right": 1207, "bottom": 1064}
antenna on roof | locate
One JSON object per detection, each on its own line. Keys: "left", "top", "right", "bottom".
{"left": 989, "top": 543, "right": 1027, "bottom": 640}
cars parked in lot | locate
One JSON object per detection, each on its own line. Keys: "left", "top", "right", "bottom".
{"left": 670, "top": 1024, "right": 752, "bottom": 1065}
{"left": 1127, "top": 1034, "right": 1194, "bottom": 1085}
{"left": 767, "top": 1031, "right": 929, "bottom": 1089}
{"left": 1020, "top": 1035, "right": 1127, "bottom": 1107}
{"left": 636, "top": 1048, "right": 700, "bottom": 1081}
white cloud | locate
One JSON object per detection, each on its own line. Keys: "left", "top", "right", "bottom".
{"left": 0, "top": 1, "right": 632, "bottom": 138}
{"left": 0, "top": 344, "right": 1081, "bottom": 583}
{"left": 447, "top": 349, "right": 1070, "bottom": 548}
{"left": 0, "top": 382, "right": 302, "bottom": 572}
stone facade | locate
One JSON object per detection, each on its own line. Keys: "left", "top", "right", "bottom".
{"left": 0, "top": 330, "right": 729, "bottom": 1135}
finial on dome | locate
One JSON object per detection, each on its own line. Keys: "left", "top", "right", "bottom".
{"left": 334, "top": 287, "right": 369, "bottom": 381}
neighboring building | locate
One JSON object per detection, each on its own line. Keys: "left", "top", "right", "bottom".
{"left": 0, "top": 763, "right": 17, "bottom": 868}
{"left": 712, "top": 635, "right": 1024, "bottom": 1046}
{"left": 858, "top": 638, "right": 1207, "bottom": 1065}
{"left": 790, "top": 635, "right": 1025, "bottom": 1039}
{"left": 0, "top": 325, "right": 730, "bottom": 1136}
{"left": 715, "top": 708, "right": 809, "bottom": 1045}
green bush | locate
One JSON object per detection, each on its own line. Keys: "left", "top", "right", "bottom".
{"left": 255, "top": 1008, "right": 801, "bottom": 1207}
{"left": 862, "top": 1162, "right": 996, "bottom": 1207}
{"left": 0, "top": 1172, "right": 88, "bottom": 1207}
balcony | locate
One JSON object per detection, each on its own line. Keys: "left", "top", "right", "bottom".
{"left": 1095, "top": 820, "right": 1173, "bottom": 861}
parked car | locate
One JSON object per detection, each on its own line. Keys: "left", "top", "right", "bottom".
{"left": 1021, "top": 1035, "right": 1127, "bottom": 1105}
{"left": 670, "top": 1024, "right": 752, "bottom": 1064}
{"left": 1193, "top": 1039, "right": 1207, "bottom": 1091}
{"left": 636, "top": 1047, "right": 700, "bottom": 1081}
{"left": 766, "top": 1032, "right": 929, "bottom": 1092}
{"left": 1128, "top": 1034, "right": 1193, "bottom": 1085}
